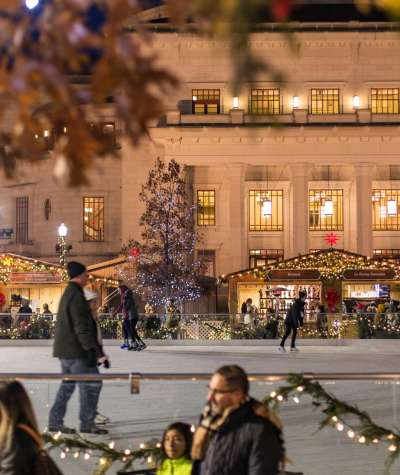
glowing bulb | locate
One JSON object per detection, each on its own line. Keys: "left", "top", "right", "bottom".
{"left": 191, "top": 425, "right": 196, "bottom": 432}
{"left": 358, "top": 436, "right": 366, "bottom": 444}
{"left": 60, "top": 452, "right": 66, "bottom": 459}
{"left": 331, "top": 416, "right": 338, "bottom": 422}
{"left": 388, "top": 444, "right": 397, "bottom": 452}
{"left": 296, "top": 386, "right": 304, "bottom": 392}
{"left": 26, "top": 0, "right": 39, "bottom": 9}
{"left": 293, "top": 396, "right": 300, "bottom": 404}
{"left": 100, "top": 458, "right": 107, "bottom": 465}
{"left": 84, "top": 453, "right": 90, "bottom": 460}
{"left": 270, "top": 391, "right": 277, "bottom": 398}
{"left": 373, "top": 438, "right": 379, "bottom": 444}
{"left": 108, "top": 441, "right": 115, "bottom": 449}
{"left": 277, "top": 394, "right": 284, "bottom": 402}
{"left": 124, "top": 449, "right": 131, "bottom": 455}
{"left": 73, "top": 452, "right": 80, "bottom": 459}
{"left": 347, "top": 430, "right": 355, "bottom": 439}
{"left": 139, "top": 443, "right": 145, "bottom": 449}
{"left": 336, "top": 423, "right": 344, "bottom": 431}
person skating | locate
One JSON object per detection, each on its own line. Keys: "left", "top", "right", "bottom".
{"left": 48, "top": 261, "right": 109, "bottom": 435}
{"left": 116, "top": 285, "right": 146, "bottom": 351}
{"left": 278, "top": 290, "right": 307, "bottom": 352}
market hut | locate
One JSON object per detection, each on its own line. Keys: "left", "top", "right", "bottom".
{"left": 222, "top": 249, "right": 400, "bottom": 318}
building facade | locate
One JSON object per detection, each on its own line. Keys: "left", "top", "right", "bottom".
{"left": 1, "top": 9, "right": 400, "bottom": 281}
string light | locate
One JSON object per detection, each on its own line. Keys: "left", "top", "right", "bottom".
{"left": 347, "top": 430, "right": 355, "bottom": 438}
{"left": 84, "top": 453, "right": 90, "bottom": 460}
{"left": 388, "top": 444, "right": 397, "bottom": 452}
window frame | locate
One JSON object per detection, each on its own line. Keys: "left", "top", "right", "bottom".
{"left": 309, "top": 88, "right": 341, "bottom": 115}
{"left": 249, "top": 88, "right": 281, "bottom": 115}
{"left": 16, "top": 196, "right": 29, "bottom": 244}
{"left": 372, "top": 189, "right": 400, "bottom": 231}
{"left": 197, "top": 190, "right": 216, "bottom": 227}
{"left": 248, "top": 190, "right": 284, "bottom": 232}
{"left": 192, "top": 89, "right": 221, "bottom": 115}
{"left": 309, "top": 189, "right": 344, "bottom": 231}
{"left": 249, "top": 249, "right": 284, "bottom": 268}
{"left": 370, "top": 88, "right": 399, "bottom": 114}
{"left": 83, "top": 196, "right": 105, "bottom": 242}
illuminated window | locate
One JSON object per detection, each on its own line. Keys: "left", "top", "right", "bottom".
{"left": 372, "top": 190, "right": 400, "bottom": 230}
{"left": 370, "top": 88, "right": 399, "bottom": 114}
{"left": 197, "top": 191, "right": 216, "bottom": 226}
{"left": 249, "top": 89, "right": 281, "bottom": 114}
{"left": 373, "top": 249, "right": 400, "bottom": 261}
{"left": 192, "top": 89, "right": 220, "bottom": 114}
{"left": 83, "top": 197, "right": 104, "bottom": 241}
{"left": 310, "top": 88, "right": 340, "bottom": 114}
{"left": 16, "top": 197, "right": 29, "bottom": 244}
{"left": 249, "top": 190, "right": 283, "bottom": 231}
{"left": 249, "top": 249, "right": 284, "bottom": 268}
{"left": 309, "top": 190, "right": 343, "bottom": 231}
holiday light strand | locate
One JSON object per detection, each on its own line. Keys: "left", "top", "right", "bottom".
{"left": 266, "top": 373, "right": 400, "bottom": 474}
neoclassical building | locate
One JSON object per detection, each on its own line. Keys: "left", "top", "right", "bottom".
{"left": 1, "top": 4, "right": 400, "bottom": 285}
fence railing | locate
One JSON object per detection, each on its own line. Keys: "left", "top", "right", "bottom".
{"left": 1, "top": 312, "right": 400, "bottom": 339}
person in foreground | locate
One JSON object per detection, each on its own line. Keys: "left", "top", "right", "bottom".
{"left": 48, "top": 261, "right": 109, "bottom": 435}
{"left": 0, "top": 381, "right": 63, "bottom": 475}
{"left": 157, "top": 422, "right": 193, "bottom": 475}
{"left": 191, "top": 365, "right": 284, "bottom": 475}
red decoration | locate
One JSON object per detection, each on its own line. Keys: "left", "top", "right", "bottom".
{"left": 325, "top": 288, "right": 340, "bottom": 313}
{"left": 0, "top": 293, "right": 5, "bottom": 306}
{"left": 129, "top": 247, "right": 140, "bottom": 258}
{"left": 324, "top": 232, "right": 339, "bottom": 247}
{"left": 271, "top": 0, "right": 293, "bottom": 22}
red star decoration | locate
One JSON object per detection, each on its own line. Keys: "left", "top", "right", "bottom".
{"left": 324, "top": 232, "right": 339, "bottom": 247}
{"left": 129, "top": 247, "right": 140, "bottom": 258}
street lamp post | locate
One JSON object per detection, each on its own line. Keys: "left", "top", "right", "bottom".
{"left": 56, "top": 223, "right": 69, "bottom": 267}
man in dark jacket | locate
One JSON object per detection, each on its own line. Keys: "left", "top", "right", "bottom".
{"left": 279, "top": 290, "right": 307, "bottom": 352}
{"left": 48, "top": 261, "right": 108, "bottom": 435}
{"left": 191, "top": 365, "right": 284, "bottom": 475}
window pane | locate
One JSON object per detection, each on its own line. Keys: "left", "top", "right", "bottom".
{"left": 310, "top": 88, "right": 340, "bottom": 114}
{"left": 249, "top": 89, "right": 280, "bottom": 114}
{"left": 83, "top": 197, "right": 105, "bottom": 241}
{"left": 372, "top": 190, "right": 400, "bottom": 230}
{"left": 197, "top": 191, "right": 216, "bottom": 226}
{"left": 371, "top": 88, "right": 399, "bottom": 114}
{"left": 192, "top": 89, "right": 221, "bottom": 115}
{"left": 16, "top": 197, "right": 29, "bottom": 244}
{"left": 249, "top": 249, "right": 284, "bottom": 267}
{"left": 249, "top": 190, "right": 283, "bottom": 231}
{"left": 309, "top": 190, "right": 343, "bottom": 231}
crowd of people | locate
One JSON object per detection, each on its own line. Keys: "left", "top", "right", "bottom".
{"left": 0, "top": 365, "right": 286, "bottom": 475}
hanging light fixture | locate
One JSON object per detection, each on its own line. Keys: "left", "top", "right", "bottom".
{"left": 323, "top": 165, "right": 333, "bottom": 216}
{"left": 262, "top": 167, "right": 272, "bottom": 217}
{"left": 262, "top": 198, "right": 272, "bottom": 217}
{"left": 387, "top": 166, "right": 397, "bottom": 216}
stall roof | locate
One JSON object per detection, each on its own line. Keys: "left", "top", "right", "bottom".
{"left": 0, "top": 253, "right": 118, "bottom": 285}
{"left": 221, "top": 249, "right": 400, "bottom": 281}
{"left": 87, "top": 256, "right": 127, "bottom": 280}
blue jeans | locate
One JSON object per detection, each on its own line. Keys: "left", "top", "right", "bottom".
{"left": 48, "top": 358, "right": 102, "bottom": 430}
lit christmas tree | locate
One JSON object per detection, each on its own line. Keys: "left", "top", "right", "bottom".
{"left": 122, "top": 157, "right": 202, "bottom": 307}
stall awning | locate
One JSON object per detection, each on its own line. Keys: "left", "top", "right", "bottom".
{"left": 221, "top": 249, "right": 400, "bottom": 282}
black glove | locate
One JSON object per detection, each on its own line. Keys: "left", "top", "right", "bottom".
{"left": 87, "top": 348, "right": 97, "bottom": 367}
{"left": 103, "top": 359, "right": 110, "bottom": 369}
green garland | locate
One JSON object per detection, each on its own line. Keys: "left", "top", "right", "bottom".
{"left": 43, "top": 373, "right": 400, "bottom": 474}
{"left": 265, "top": 374, "right": 400, "bottom": 474}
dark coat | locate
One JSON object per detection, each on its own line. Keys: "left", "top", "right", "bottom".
{"left": 53, "top": 282, "right": 100, "bottom": 360}
{"left": 285, "top": 299, "right": 305, "bottom": 327}
{"left": 193, "top": 400, "right": 283, "bottom": 475}
{"left": 123, "top": 289, "right": 139, "bottom": 321}
{"left": 0, "top": 428, "right": 41, "bottom": 475}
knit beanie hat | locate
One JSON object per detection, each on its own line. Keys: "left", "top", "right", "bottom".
{"left": 67, "top": 261, "right": 87, "bottom": 279}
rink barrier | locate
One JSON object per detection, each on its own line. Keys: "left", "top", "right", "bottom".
{"left": 0, "top": 372, "right": 399, "bottom": 394}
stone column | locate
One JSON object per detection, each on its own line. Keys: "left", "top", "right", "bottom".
{"left": 226, "top": 164, "right": 247, "bottom": 273}
{"left": 354, "top": 163, "right": 373, "bottom": 257}
{"left": 289, "top": 163, "right": 310, "bottom": 258}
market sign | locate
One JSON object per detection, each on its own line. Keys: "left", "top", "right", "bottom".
{"left": 9, "top": 272, "right": 61, "bottom": 284}
{"left": 342, "top": 269, "right": 396, "bottom": 281}
{"left": 267, "top": 269, "right": 321, "bottom": 281}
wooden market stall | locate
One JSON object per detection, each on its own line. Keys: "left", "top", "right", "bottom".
{"left": 0, "top": 253, "right": 118, "bottom": 314}
{"left": 222, "top": 249, "right": 400, "bottom": 318}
